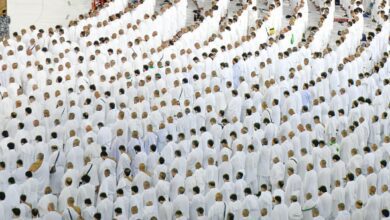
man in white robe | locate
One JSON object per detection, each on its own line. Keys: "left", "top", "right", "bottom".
{"left": 114, "top": 189, "right": 130, "bottom": 219}
{"left": 5, "top": 177, "right": 20, "bottom": 208}
{"left": 81, "top": 199, "right": 96, "bottom": 220}
{"left": 364, "top": 186, "right": 381, "bottom": 220}
{"left": 226, "top": 90, "right": 242, "bottom": 122}
{"left": 377, "top": 160, "right": 390, "bottom": 193}
{"left": 43, "top": 203, "right": 62, "bottom": 220}
{"left": 318, "top": 160, "right": 331, "bottom": 192}
{"left": 66, "top": 139, "right": 85, "bottom": 171}
{"left": 351, "top": 201, "right": 364, "bottom": 220}
{"left": 99, "top": 169, "right": 116, "bottom": 201}
{"left": 96, "top": 122, "right": 113, "bottom": 147}
{"left": 20, "top": 171, "right": 39, "bottom": 207}
{"left": 242, "top": 188, "right": 259, "bottom": 218}
{"left": 302, "top": 193, "right": 316, "bottom": 220}
{"left": 271, "top": 195, "right": 288, "bottom": 220}
{"left": 96, "top": 193, "right": 114, "bottom": 220}
{"left": 355, "top": 168, "right": 368, "bottom": 204}
{"left": 58, "top": 177, "right": 77, "bottom": 212}
{"left": 0, "top": 191, "right": 11, "bottom": 219}
{"left": 331, "top": 180, "right": 345, "bottom": 218}
{"left": 285, "top": 167, "right": 302, "bottom": 205}
{"left": 48, "top": 145, "right": 65, "bottom": 194}
{"left": 258, "top": 184, "right": 272, "bottom": 214}
{"left": 77, "top": 175, "right": 96, "bottom": 209}
{"left": 37, "top": 187, "right": 57, "bottom": 216}
{"left": 345, "top": 173, "right": 357, "bottom": 211}
{"left": 288, "top": 195, "right": 303, "bottom": 220}
{"left": 302, "top": 163, "right": 318, "bottom": 201}
{"left": 117, "top": 145, "right": 131, "bottom": 178}
{"left": 172, "top": 186, "right": 189, "bottom": 219}
{"left": 157, "top": 194, "right": 173, "bottom": 219}
{"left": 208, "top": 192, "right": 227, "bottom": 220}
{"left": 245, "top": 145, "right": 259, "bottom": 192}
{"left": 316, "top": 185, "right": 332, "bottom": 220}
{"left": 270, "top": 157, "right": 285, "bottom": 192}
{"left": 380, "top": 185, "right": 390, "bottom": 211}
{"left": 335, "top": 203, "right": 350, "bottom": 220}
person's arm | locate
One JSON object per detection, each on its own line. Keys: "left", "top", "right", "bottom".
{"left": 29, "top": 160, "right": 43, "bottom": 172}
{"left": 74, "top": 206, "right": 82, "bottom": 215}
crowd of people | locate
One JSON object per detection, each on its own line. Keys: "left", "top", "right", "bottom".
{"left": 0, "top": 0, "right": 389, "bottom": 219}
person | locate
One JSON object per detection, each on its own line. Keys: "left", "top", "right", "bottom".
{"left": 285, "top": 168, "right": 302, "bottom": 205}
{"left": 288, "top": 195, "right": 303, "bottom": 220}
{"left": 196, "top": 207, "right": 206, "bottom": 219}
{"left": 42, "top": 203, "right": 62, "bottom": 220}
{"left": 271, "top": 196, "right": 288, "bottom": 220}
{"left": 351, "top": 200, "right": 364, "bottom": 220}
{"left": 11, "top": 208, "right": 22, "bottom": 219}
{"left": 114, "top": 207, "right": 127, "bottom": 220}
{"left": 63, "top": 197, "right": 81, "bottom": 220}
{"left": 0, "top": 10, "right": 10, "bottom": 39}
{"left": 21, "top": 171, "right": 39, "bottom": 208}
{"left": 382, "top": 209, "right": 390, "bottom": 220}
{"left": 82, "top": 199, "right": 97, "bottom": 220}
{"left": 96, "top": 193, "right": 114, "bottom": 220}
{"left": 242, "top": 188, "right": 259, "bottom": 218}
{"left": 312, "top": 207, "right": 325, "bottom": 220}
{"left": 91, "top": 0, "right": 107, "bottom": 11}
{"left": 158, "top": 196, "right": 173, "bottom": 220}
{"left": 258, "top": 184, "right": 272, "bottom": 214}
{"left": 303, "top": 163, "right": 318, "bottom": 201}
{"left": 364, "top": 186, "right": 381, "bottom": 220}
{"left": 208, "top": 192, "right": 227, "bottom": 220}
{"left": 5, "top": 177, "right": 20, "bottom": 207}
{"left": 0, "top": 191, "right": 11, "bottom": 219}
{"left": 317, "top": 185, "right": 332, "bottom": 219}
{"left": 335, "top": 203, "right": 350, "bottom": 220}
{"left": 302, "top": 193, "right": 316, "bottom": 219}
{"left": 77, "top": 175, "right": 95, "bottom": 208}
{"left": 58, "top": 177, "right": 77, "bottom": 212}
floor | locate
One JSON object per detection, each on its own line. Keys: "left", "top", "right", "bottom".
{"left": 8, "top": 0, "right": 90, "bottom": 33}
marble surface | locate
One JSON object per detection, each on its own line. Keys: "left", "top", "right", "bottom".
{"left": 8, "top": 0, "right": 90, "bottom": 33}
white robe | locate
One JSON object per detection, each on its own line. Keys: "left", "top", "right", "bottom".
{"left": 21, "top": 177, "right": 40, "bottom": 207}
{"left": 288, "top": 202, "right": 303, "bottom": 220}
{"left": 172, "top": 194, "right": 190, "bottom": 219}
{"left": 58, "top": 185, "right": 77, "bottom": 212}
{"left": 317, "top": 193, "right": 332, "bottom": 219}
{"left": 285, "top": 174, "right": 302, "bottom": 205}
{"left": 271, "top": 203, "right": 289, "bottom": 220}
{"left": 96, "top": 198, "right": 114, "bottom": 220}
{"left": 208, "top": 201, "right": 226, "bottom": 220}
{"left": 302, "top": 170, "right": 318, "bottom": 201}
{"left": 364, "top": 194, "right": 381, "bottom": 220}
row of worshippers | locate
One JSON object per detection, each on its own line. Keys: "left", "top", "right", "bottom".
{"left": 0, "top": 133, "right": 390, "bottom": 219}
{"left": 0, "top": 47, "right": 389, "bottom": 157}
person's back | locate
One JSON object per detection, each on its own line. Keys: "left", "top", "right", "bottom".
{"left": 271, "top": 196, "right": 288, "bottom": 220}
{"left": 43, "top": 211, "right": 62, "bottom": 220}
{"left": 0, "top": 192, "right": 11, "bottom": 220}
{"left": 96, "top": 195, "right": 113, "bottom": 220}
{"left": 317, "top": 192, "right": 332, "bottom": 219}
{"left": 208, "top": 200, "right": 226, "bottom": 220}
{"left": 0, "top": 10, "right": 10, "bottom": 39}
